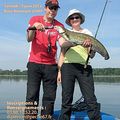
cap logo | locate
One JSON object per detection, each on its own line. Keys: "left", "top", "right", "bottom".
{"left": 52, "top": 0, "right": 58, "bottom": 4}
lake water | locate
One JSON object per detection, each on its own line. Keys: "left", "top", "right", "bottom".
{"left": 0, "top": 76, "right": 120, "bottom": 119}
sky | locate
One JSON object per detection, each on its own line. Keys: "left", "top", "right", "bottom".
{"left": 0, "top": 0, "right": 120, "bottom": 70}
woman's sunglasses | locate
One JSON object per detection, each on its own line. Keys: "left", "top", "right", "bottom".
{"left": 70, "top": 16, "right": 80, "bottom": 20}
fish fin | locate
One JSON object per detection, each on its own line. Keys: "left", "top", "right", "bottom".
{"left": 66, "top": 34, "right": 70, "bottom": 39}
{"left": 89, "top": 50, "right": 96, "bottom": 58}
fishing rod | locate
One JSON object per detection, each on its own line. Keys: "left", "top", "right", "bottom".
{"left": 95, "top": 0, "right": 109, "bottom": 38}
{"left": 84, "top": 0, "right": 109, "bottom": 68}
{"left": 76, "top": 0, "right": 110, "bottom": 109}
{"left": 28, "top": 25, "right": 54, "bottom": 30}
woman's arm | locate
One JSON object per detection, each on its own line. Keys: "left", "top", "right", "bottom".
{"left": 57, "top": 48, "right": 67, "bottom": 83}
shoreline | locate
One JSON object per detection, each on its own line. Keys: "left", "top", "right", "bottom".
{"left": 0, "top": 75, "right": 120, "bottom": 77}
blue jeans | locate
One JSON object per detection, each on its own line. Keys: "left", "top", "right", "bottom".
{"left": 59, "top": 63, "right": 101, "bottom": 120}
{"left": 24, "top": 62, "right": 58, "bottom": 120}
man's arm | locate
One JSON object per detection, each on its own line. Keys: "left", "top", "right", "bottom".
{"left": 27, "top": 29, "right": 36, "bottom": 42}
{"left": 58, "top": 37, "right": 77, "bottom": 48}
{"left": 27, "top": 22, "right": 45, "bottom": 42}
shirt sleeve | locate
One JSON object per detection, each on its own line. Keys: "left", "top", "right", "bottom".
{"left": 82, "top": 29, "right": 93, "bottom": 36}
{"left": 27, "top": 16, "right": 36, "bottom": 32}
{"left": 28, "top": 16, "right": 36, "bottom": 27}
{"left": 56, "top": 24, "right": 64, "bottom": 40}
{"left": 57, "top": 33, "right": 62, "bottom": 40}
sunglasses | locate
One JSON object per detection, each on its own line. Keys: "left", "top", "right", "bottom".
{"left": 49, "top": 6, "right": 58, "bottom": 11}
{"left": 70, "top": 16, "right": 80, "bottom": 20}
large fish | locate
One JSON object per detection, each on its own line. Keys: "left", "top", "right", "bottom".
{"left": 55, "top": 26, "right": 110, "bottom": 60}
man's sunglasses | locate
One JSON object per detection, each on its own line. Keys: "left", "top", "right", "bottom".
{"left": 70, "top": 16, "right": 80, "bottom": 20}
{"left": 49, "top": 6, "right": 58, "bottom": 11}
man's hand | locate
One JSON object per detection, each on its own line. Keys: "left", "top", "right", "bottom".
{"left": 33, "top": 22, "right": 45, "bottom": 31}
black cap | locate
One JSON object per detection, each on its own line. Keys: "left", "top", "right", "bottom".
{"left": 45, "top": 0, "right": 60, "bottom": 8}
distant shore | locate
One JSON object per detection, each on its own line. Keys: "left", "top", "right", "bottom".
{"left": 0, "top": 75, "right": 120, "bottom": 77}
{"left": 94, "top": 75, "right": 120, "bottom": 77}
{"left": 1, "top": 68, "right": 120, "bottom": 76}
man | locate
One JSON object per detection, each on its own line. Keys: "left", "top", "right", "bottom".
{"left": 24, "top": 0, "right": 71, "bottom": 120}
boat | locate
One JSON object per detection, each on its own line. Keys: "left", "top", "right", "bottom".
{"left": 53, "top": 110, "right": 116, "bottom": 120}
{"left": 37, "top": 110, "right": 116, "bottom": 120}
{"left": 37, "top": 98, "right": 117, "bottom": 120}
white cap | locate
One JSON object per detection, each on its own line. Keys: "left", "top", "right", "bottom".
{"left": 65, "top": 9, "right": 85, "bottom": 26}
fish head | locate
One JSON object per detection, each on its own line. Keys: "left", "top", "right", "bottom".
{"left": 54, "top": 26, "right": 65, "bottom": 34}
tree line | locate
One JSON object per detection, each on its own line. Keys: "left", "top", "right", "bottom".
{"left": 93, "top": 68, "right": 120, "bottom": 75}
{"left": 0, "top": 69, "right": 27, "bottom": 75}
{"left": 0, "top": 68, "right": 120, "bottom": 76}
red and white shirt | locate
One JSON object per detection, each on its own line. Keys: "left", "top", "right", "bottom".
{"left": 27, "top": 16, "right": 64, "bottom": 64}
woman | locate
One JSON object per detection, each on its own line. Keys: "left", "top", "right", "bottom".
{"left": 57, "top": 9, "right": 102, "bottom": 120}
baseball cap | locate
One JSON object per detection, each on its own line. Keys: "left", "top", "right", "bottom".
{"left": 45, "top": 0, "right": 60, "bottom": 8}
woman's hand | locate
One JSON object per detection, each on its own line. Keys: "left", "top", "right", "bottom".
{"left": 57, "top": 71, "right": 61, "bottom": 84}
{"left": 82, "top": 38, "right": 92, "bottom": 47}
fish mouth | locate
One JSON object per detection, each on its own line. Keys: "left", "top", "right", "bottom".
{"left": 55, "top": 26, "right": 65, "bottom": 34}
